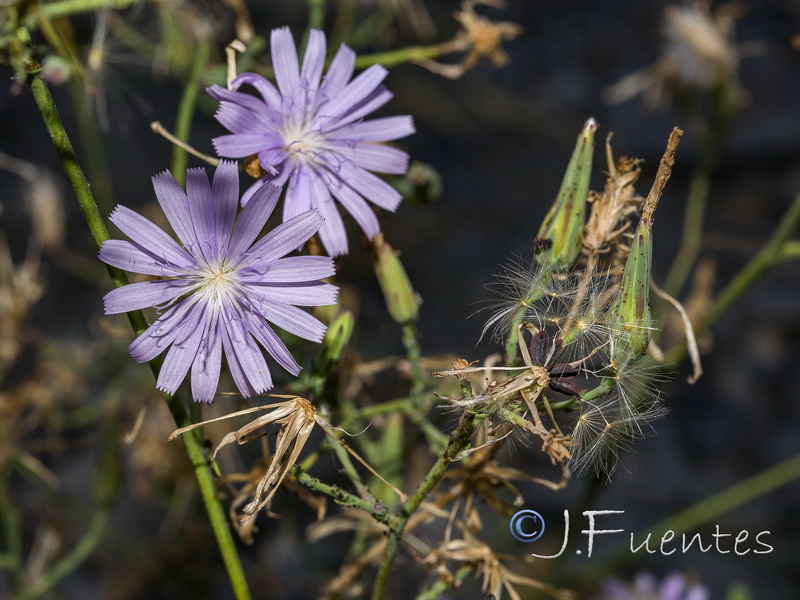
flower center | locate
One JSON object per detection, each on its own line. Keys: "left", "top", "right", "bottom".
{"left": 201, "top": 262, "right": 238, "bottom": 304}
{"left": 281, "top": 121, "right": 325, "bottom": 162}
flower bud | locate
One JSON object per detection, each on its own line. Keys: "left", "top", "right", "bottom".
{"left": 372, "top": 233, "right": 419, "bottom": 325}
{"left": 608, "top": 215, "right": 653, "bottom": 361}
{"left": 535, "top": 118, "right": 597, "bottom": 269}
{"left": 313, "top": 310, "right": 354, "bottom": 375}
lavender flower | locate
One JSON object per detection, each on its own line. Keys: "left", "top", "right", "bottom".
{"left": 99, "top": 161, "right": 337, "bottom": 402}
{"left": 207, "top": 27, "right": 415, "bottom": 257}
{"left": 598, "top": 572, "right": 710, "bottom": 600}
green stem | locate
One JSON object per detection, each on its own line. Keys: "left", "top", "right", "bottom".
{"left": 666, "top": 193, "right": 800, "bottom": 365}
{"left": 42, "top": 0, "right": 168, "bottom": 18}
{"left": 415, "top": 564, "right": 472, "bottom": 600}
{"left": 371, "top": 410, "right": 484, "bottom": 600}
{"left": 291, "top": 466, "right": 397, "bottom": 528}
{"left": 29, "top": 73, "right": 252, "bottom": 600}
{"left": 306, "top": 0, "right": 327, "bottom": 31}
{"left": 576, "top": 451, "right": 800, "bottom": 585}
{"left": 661, "top": 166, "right": 710, "bottom": 299}
{"left": 21, "top": 511, "right": 109, "bottom": 599}
{"left": 355, "top": 44, "right": 443, "bottom": 70}
{"left": 172, "top": 40, "right": 210, "bottom": 186}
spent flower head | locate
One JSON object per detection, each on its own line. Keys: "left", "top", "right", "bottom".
{"left": 99, "top": 161, "right": 337, "bottom": 402}
{"left": 207, "top": 27, "right": 415, "bottom": 257}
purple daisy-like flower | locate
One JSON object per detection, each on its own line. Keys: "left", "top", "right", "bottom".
{"left": 207, "top": 27, "right": 415, "bottom": 257}
{"left": 99, "top": 161, "right": 337, "bottom": 402}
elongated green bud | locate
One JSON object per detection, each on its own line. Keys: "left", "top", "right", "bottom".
{"left": 313, "top": 310, "right": 355, "bottom": 374}
{"left": 535, "top": 118, "right": 597, "bottom": 269}
{"left": 372, "top": 233, "right": 419, "bottom": 325}
{"left": 609, "top": 215, "right": 653, "bottom": 362}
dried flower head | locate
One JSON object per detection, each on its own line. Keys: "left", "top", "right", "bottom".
{"left": 99, "top": 161, "right": 337, "bottom": 402}
{"left": 604, "top": 1, "right": 743, "bottom": 108}
{"left": 207, "top": 27, "right": 415, "bottom": 256}
{"left": 418, "top": 0, "right": 523, "bottom": 79}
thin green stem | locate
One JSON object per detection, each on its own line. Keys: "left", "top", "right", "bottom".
{"left": 666, "top": 193, "right": 800, "bottom": 365}
{"left": 415, "top": 564, "right": 472, "bottom": 600}
{"left": 371, "top": 410, "right": 485, "bottom": 600}
{"left": 42, "top": 0, "right": 170, "bottom": 18}
{"left": 291, "top": 466, "right": 397, "bottom": 528}
{"left": 661, "top": 167, "right": 710, "bottom": 299}
{"left": 576, "top": 451, "right": 800, "bottom": 585}
{"left": 21, "top": 511, "right": 109, "bottom": 599}
{"left": 354, "top": 44, "right": 443, "bottom": 70}
{"left": 306, "top": 0, "right": 327, "bottom": 31}
{"left": 172, "top": 40, "right": 211, "bottom": 186}
{"left": 29, "top": 73, "right": 252, "bottom": 600}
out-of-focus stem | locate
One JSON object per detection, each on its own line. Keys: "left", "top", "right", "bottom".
{"left": 30, "top": 73, "right": 253, "bottom": 600}
{"left": 43, "top": 0, "right": 167, "bottom": 19}
{"left": 666, "top": 193, "right": 800, "bottom": 365}
{"left": 577, "top": 451, "right": 800, "bottom": 585}
{"left": 21, "top": 511, "right": 109, "bottom": 599}
{"left": 0, "top": 468, "right": 25, "bottom": 595}
{"left": 371, "top": 410, "right": 484, "bottom": 600}
{"left": 354, "top": 44, "right": 444, "bottom": 70}
{"left": 172, "top": 40, "right": 210, "bottom": 186}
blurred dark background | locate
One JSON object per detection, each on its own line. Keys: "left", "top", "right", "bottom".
{"left": 1, "top": 0, "right": 800, "bottom": 598}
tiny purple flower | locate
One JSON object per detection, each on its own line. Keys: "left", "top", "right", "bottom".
{"left": 99, "top": 161, "right": 338, "bottom": 402}
{"left": 207, "top": 27, "right": 415, "bottom": 257}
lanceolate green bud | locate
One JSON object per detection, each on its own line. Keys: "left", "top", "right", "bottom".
{"left": 609, "top": 216, "right": 653, "bottom": 361}
{"left": 536, "top": 118, "right": 597, "bottom": 269}
{"left": 313, "top": 310, "right": 355, "bottom": 375}
{"left": 372, "top": 233, "right": 419, "bottom": 325}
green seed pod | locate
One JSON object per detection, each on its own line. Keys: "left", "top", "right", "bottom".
{"left": 372, "top": 233, "right": 419, "bottom": 325}
{"left": 609, "top": 215, "right": 653, "bottom": 362}
{"left": 535, "top": 118, "right": 597, "bottom": 269}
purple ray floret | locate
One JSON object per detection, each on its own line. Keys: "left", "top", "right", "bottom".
{"left": 99, "top": 160, "right": 338, "bottom": 402}
{"left": 207, "top": 27, "right": 415, "bottom": 257}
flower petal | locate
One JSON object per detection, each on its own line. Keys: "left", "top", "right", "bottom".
{"left": 211, "top": 160, "right": 239, "bottom": 251}
{"left": 245, "top": 281, "right": 338, "bottom": 307}
{"left": 156, "top": 302, "right": 209, "bottom": 394}
{"left": 329, "top": 179, "right": 381, "bottom": 238}
{"left": 191, "top": 317, "right": 223, "bottom": 402}
{"left": 222, "top": 302, "right": 273, "bottom": 394}
{"left": 283, "top": 164, "right": 313, "bottom": 222}
{"left": 246, "top": 255, "right": 335, "bottom": 282}
{"left": 185, "top": 167, "right": 218, "bottom": 262}
{"left": 244, "top": 209, "right": 324, "bottom": 264}
{"left": 227, "top": 183, "right": 281, "bottom": 259}
{"left": 317, "top": 64, "right": 387, "bottom": 126}
{"left": 214, "top": 101, "right": 274, "bottom": 135}
{"left": 152, "top": 170, "right": 200, "bottom": 252}
{"left": 327, "top": 88, "right": 393, "bottom": 130}
{"left": 220, "top": 324, "right": 258, "bottom": 397}
{"left": 311, "top": 171, "right": 347, "bottom": 256}
{"left": 99, "top": 240, "right": 187, "bottom": 277}
{"left": 109, "top": 206, "right": 194, "bottom": 268}
{"left": 263, "top": 300, "right": 327, "bottom": 342}
{"left": 300, "top": 29, "right": 326, "bottom": 94}
{"left": 320, "top": 43, "right": 356, "bottom": 100}
{"left": 328, "top": 142, "right": 409, "bottom": 174}
{"left": 329, "top": 116, "right": 415, "bottom": 142}
{"left": 208, "top": 84, "right": 278, "bottom": 123}
{"left": 213, "top": 133, "right": 283, "bottom": 158}
{"left": 270, "top": 27, "right": 300, "bottom": 99}
{"left": 336, "top": 162, "right": 403, "bottom": 211}
{"left": 128, "top": 295, "right": 203, "bottom": 362}
{"left": 103, "top": 279, "right": 195, "bottom": 314}
{"left": 241, "top": 309, "right": 301, "bottom": 375}
{"left": 231, "top": 73, "right": 283, "bottom": 113}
